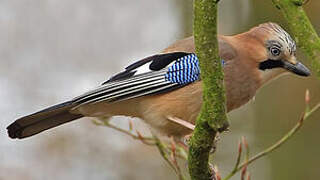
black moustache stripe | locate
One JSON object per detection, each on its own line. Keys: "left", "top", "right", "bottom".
{"left": 259, "top": 59, "right": 284, "bottom": 70}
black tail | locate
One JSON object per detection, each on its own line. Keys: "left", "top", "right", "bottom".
{"left": 7, "top": 101, "right": 83, "bottom": 139}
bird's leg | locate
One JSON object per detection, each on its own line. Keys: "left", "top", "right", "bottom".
{"left": 166, "top": 116, "right": 195, "bottom": 131}
{"left": 166, "top": 116, "right": 221, "bottom": 153}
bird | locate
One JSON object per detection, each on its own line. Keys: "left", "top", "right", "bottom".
{"left": 7, "top": 22, "right": 311, "bottom": 139}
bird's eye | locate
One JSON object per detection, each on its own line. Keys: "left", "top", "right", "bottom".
{"left": 270, "top": 47, "right": 281, "bottom": 56}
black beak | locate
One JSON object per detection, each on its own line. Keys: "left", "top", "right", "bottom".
{"left": 259, "top": 59, "right": 311, "bottom": 77}
{"left": 282, "top": 60, "right": 311, "bottom": 77}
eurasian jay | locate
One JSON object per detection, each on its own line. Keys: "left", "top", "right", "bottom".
{"left": 7, "top": 22, "right": 310, "bottom": 139}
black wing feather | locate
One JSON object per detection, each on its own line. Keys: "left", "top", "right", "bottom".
{"left": 102, "top": 52, "right": 191, "bottom": 84}
{"left": 149, "top": 52, "right": 190, "bottom": 70}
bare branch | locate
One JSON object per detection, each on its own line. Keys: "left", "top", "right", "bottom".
{"left": 223, "top": 91, "right": 320, "bottom": 180}
{"left": 93, "top": 119, "right": 188, "bottom": 180}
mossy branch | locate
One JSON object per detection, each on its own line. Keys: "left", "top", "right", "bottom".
{"left": 188, "top": 0, "right": 228, "bottom": 179}
{"left": 272, "top": 0, "right": 320, "bottom": 78}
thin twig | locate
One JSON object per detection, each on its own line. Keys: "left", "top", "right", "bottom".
{"left": 229, "top": 140, "right": 242, "bottom": 175}
{"left": 223, "top": 102, "right": 320, "bottom": 180}
{"left": 240, "top": 165, "right": 247, "bottom": 180}
{"left": 246, "top": 173, "right": 251, "bottom": 180}
{"left": 242, "top": 137, "right": 249, "bottom": 162}
{"left": 176, "top": 146, "right": 188, "bottom": 160}
{"left": 93, "top": 119, "right": 188, "bottom": 179}
{"left": 93, "top": 120, "right": 154, "bottom": 144}
{"left": 136, "top": 130, "right": 156, "bottom": 146}
{"left": 170, "top": 138, "right": 185, "bottom": 180}
{"left": 153, "top": 135, "right": 187, "bottom": 180}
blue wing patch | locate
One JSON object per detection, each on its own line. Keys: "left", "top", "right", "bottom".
{"left": 165, "top": 54, "right": 200, "bottom": 84}
{"left": 165, "top": 54, "right": 225, "bottom": 85}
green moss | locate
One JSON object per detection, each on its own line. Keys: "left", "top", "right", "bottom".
{"left": 188, "top": 0, "right": 228, "bottom": 179}
{"left": 193, "top": 0, "right": 228, "bottom": 131}
{"left": 188, "top": 122, "right": 216, "bottom": 180}
{"left": 272, "top": 0, "right": 320, "bottom": 78}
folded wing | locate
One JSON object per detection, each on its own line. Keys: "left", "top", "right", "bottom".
{"left": 73, "top": 52, "right": 201, "bottom": 107}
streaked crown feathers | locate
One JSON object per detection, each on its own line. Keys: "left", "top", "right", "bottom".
{"left": 251, "top": 22, "right": 297, "bottom": 55}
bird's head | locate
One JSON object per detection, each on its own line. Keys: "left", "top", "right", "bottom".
{"left": 245, "top": 22, "right": 311, "bottom": 79}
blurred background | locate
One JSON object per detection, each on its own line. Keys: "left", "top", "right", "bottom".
{"left": 1, "top": 0, "right": 320, "bottom": 179}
